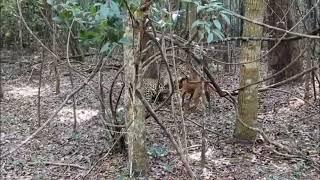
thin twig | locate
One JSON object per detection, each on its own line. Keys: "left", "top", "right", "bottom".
{"left": 226, "top": 0, "right": 320, "bottom": 39}
{"left": 136, "top": 90, "right": 197, "bottom": 179}
{"left": 67, "top": 19, "right": 78, "bottom": 132}
{"left": 0, "top": 54, "right": 106, "bottom": 159}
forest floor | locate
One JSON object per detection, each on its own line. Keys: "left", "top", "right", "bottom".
{"left": 1, "top": 49, "right": 319, "bottom": 179}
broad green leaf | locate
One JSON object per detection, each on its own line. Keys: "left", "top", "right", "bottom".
{"left": 207, "top": 32, "right": 214, "bottom": 43}
{"left": 197, "top": 5, "right": 207, "bottom": 12}
{"left": 220, "top": 9, "right": 234, "bottom": 15}
{"left": 47, "top": 0, "right": 54, "bottom": 5}
{"left": 204, "top": 25, "right": 211, "bottom": 34}
{"left": 97, "top": 1, "right": 121, "bottom": 20}
{"left": 181, "top": 0, "right": 193, "bottom": 3}
{"left": 52, "top": 16, "right": 63, "bottom": 23}
{"left": 220, "top": 13, "right": 231, "bottom": 25}
{"left": 118, "top": 36, "right": 132, "bottom": 44}
{"left": 191, "top": 20, "right": 206, "bottom": 29}
{"left": 100, "top": 42, "right": 111, "bottom": 53}
{"left": 212, "top": 28, "right": 224, "bottom": 40}
{"left": 213, "top": 19, "right": 222, "bottom": 30}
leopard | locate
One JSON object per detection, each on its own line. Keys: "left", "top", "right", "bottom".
{"left": 141, "top": 78, "right": 169, "bottom": 104}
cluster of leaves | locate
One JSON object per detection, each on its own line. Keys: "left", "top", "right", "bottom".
{"left": 146, "top": 0, "right": 231, "bottom": 43}
{"left": 183, "top": 0, "right": 231, "bottom": 43}
{"left": 0, "top": 0, "right": 46, "bottom": 48}
{"left": 148, "top": 144, "right": 168, "bottom": 158}
{"left": 1, "top": 0, "right": 232, "bottom": 51}
{"left": 0, "top": 0, "right": 16, "bottom": 46}
{"left": 49, "top": 0, "right": 124, "bottom": 53}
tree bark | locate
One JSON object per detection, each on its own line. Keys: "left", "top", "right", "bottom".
{"left": 234, "top": 0, "right": 265, "bottom": 141}
{"left": 124, "top": 5, "right": 149, "bottom": 177}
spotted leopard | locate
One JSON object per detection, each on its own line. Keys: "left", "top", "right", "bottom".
{"left": 142, "top": 78, "right": 169, "bottom": 104}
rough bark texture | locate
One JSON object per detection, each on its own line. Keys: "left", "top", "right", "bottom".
{"left": 124, "top": 7, "right": 148, "bottom": 177}
{"left": 234, "top": 0, "right": 265, "bottom": 141}
{"left": 266, "top": 0, "right": 303, "bottom": 83}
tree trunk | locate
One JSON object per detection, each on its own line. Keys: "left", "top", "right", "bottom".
{"left": 124, "top": 9, "right": 148, "bottom": 177}
{"left": 234, "top": 0, "right": 265, "bottom": 141}
{"left": 0, "top": 73, "right": 3, "bottom": 100}
{"left": 266, "top": 0, "right": 303, "bottom": 83}
{"left": 43, "top": 0, "right": 60, "bottom": 94}
{"left": 186, "top": 2, "right": 200, "bottom": 81}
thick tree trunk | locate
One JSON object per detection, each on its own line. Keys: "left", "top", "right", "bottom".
{"left": 124, "top": 3, "right": 150, "bottom": 176}
{"left": 266, "top": 0, "right": 303, "bottom": 83}
{"left": 124, "top": 26, "right": 148, "bottom": 177}
{"left": 234, "top": 0, "right": 265, "bottom": 141}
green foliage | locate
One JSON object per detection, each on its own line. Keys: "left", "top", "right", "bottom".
{"left": 0, "top": 0, "right": 46, "bottom": 47}
{"left": 163, "top": 163, "right": 173, "bottom": 172}
{"left": 148, "top": 144, "right": 168, "bottom": 158}
{"left": 50, "top": 0, "right": 124, "bottom": 54}
{"left": 186, "top": 0, "right": 231, "bottom": 43}
{"left": 116, "top": 176, "right": 128, "bottom": 180}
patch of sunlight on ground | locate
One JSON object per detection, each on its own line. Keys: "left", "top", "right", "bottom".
{"left": 6, "top": 86, "right": 39, "bottom": 98}
{"left": 57, "top": 108, "right": 99, "bottom": 124}
{"left": 6, "top": 84, "right": 52, "bottom": 98}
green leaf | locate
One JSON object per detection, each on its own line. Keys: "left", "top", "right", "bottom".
{"left": 96, "top": 1, "right": 121, "bottom": 20}
{"left": 213, "top": 19, "right": 222, "bottom": 30}
{"left": 60, "top": 10, "right": 73, "bottom": 20}
{"left": 181, "top": 0, "right": 193, "bottom": 3}
{"left": 220, "top": 13, "right": 231, "bottom": 25}
{"left": 47, "top": 0, "right": 54, "bottom": 5}
{"left": 163, "top": 164, "right": 173, "bottom": 172}
{"left": 100, "top": 42, "right": 111, "bottom": 53}
{"left": 207, "top": 32, "right": 214, "bottom": 43}
{"left": 118, "top": 36, "right": 132, "bottom": 44}
{"left": 204, "top": 24, "right": 211, "bottom": 34}
{"left": 220, "top": 9, "right": 233, "bottom": 15}
{"left": 212, "top": 28, "right": 224, "bottom": 40}
{"left": 191, "top": 20, "right": 206, "bottom": 29}
{"left": 148, "top": 145, "right": 168, "bottom": 158}
{"left": 52, "top": 16, "right": 63, "bottom": 23}
{"left": 197, "top": 5, "right": 207, "bottom": 12}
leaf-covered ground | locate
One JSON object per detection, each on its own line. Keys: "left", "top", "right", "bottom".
{"left": 1, "top": 50, "right": 319, "bottom": 179}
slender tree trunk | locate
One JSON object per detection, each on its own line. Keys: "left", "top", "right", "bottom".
{"left": 305, "top": 0, "right": 319, "bottom": 100}
{"left": 0, "top": 71, "right": 3, "bottom": 100}
{"left": 187, "top": 2, "right": 200, "bottom": 81}
{"left": 124, "top": 9, "right": 148, "bottom": 177}
{"left": 234, "top": 0, "right": 265, "bottom": 141}
{"left": 43, "top": 0, "right": 60, "bottom": 94}
{"left": 52, "top": 22, "right": 60, "bottom": 95}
